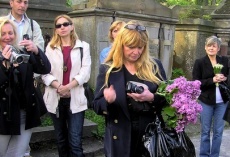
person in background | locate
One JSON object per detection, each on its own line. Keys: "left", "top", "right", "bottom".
{"left": 99, "top": 20, "right": 125, "bottom": 63}
{"left": 42, "top": 14, "right": 91, "bottom": 157}
{"left": 93, "top": 20, "right": 166, "bottom": 157}
{"left": 6, "top": 1, "right": 45, "bottom": 156}
{"left": 6, "top": 0, "right": 44, "bottom": 51}
{"left": 0, "top": 17, "right": 51, "bottom": 157}
{"left": 192, "top": 36, "right": 229, "bottom": 157}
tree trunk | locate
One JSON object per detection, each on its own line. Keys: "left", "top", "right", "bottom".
{"left": 203, "top": 0, "right": 208, "bottom": 5}
{"left": 211, "top": 0, "right": 216, "bottom": 6}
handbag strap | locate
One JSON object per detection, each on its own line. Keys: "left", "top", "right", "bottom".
{"left": 79, "top": 45, "right": 87, "bottom": 87}
{"left": 80, "top": 47, "right": 83, "bottom": 67}
{"left": 144, "top": 115, "right": 161, "bottom": 134}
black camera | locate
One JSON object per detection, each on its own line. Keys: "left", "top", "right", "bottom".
{"left": 126, "top": 81, "right": 144, "bottom": 94}
{"left": 23, "top": 34, "right": 30, "bottom": 40}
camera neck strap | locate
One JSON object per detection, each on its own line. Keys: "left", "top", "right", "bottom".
{"left": 30, "top": 19, "right": 34, "bottom": 41}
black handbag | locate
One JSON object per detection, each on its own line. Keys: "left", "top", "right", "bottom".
{"left": 223, "top": 102, "right": 230, "bottom": 124}
{"left": 83, "top": 82, "right": 94, "bottom": 108}
{"left": 219, "top": 84, "right": 230, "bottom": 124}
{"left": 80, "top": 46, "right": 94, "bottom": 109}
{"left": 34, "top": 77, "right": 47, "bottom": 117}
{"left": 143, "top": 117, "right": 196, "bottom": 157}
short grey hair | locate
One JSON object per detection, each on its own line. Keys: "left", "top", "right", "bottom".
{"left": 205, "top": 36, "right": 221, "bottom": 48}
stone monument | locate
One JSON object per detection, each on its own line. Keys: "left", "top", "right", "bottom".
{"left": 69, "top": 0, "right": 178, "bottom": 86}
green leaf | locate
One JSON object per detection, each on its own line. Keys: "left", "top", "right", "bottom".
{"left": 163, "top": 106, "right": 176, "bottom": 117}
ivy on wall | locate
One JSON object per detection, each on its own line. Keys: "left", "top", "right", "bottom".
{"left": 156, "top": 0, "right": 222, "bottom": 6}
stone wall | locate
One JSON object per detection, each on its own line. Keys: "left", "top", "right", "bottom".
{"left": 173, "top": 19, "right": 215, "bottom": 79}
{"left": 0, "top": 0, "right": 71, "bottom": 38}
{"left": 173, "top": 0, "right": 230, "bottom": 79}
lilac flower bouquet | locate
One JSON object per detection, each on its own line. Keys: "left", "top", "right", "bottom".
{"left": 157, "top": 76, "right": 202, "bottom": 132}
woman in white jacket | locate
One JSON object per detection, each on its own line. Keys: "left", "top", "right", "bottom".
{"left": 42, "top": 14, "right": 91, "bottom": 157}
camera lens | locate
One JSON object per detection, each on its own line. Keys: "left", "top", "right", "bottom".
{"left": 135, "top": 86, "right": 144, "bottom": 94}
{"left": 126, "top": 81, "right": 144, "bottom": 94}
{"left": 16, "top": 56, "right": 23, "bottom": 64}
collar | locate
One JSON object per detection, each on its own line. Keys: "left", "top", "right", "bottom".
{"left": 54, "top": 39, "right": 83, "bottom": 50}
{"left": 9, "top": 12, "right": 29, "bottom": 23}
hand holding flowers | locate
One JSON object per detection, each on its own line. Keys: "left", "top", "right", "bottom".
{"left": 157, "top": 76, "right": 202, "bottom": 133}
{"left": 213, "top": 64, "right": 227, "bottom": 87}
{"left": 213, "top": 63, "right": 224, "bottom": 86}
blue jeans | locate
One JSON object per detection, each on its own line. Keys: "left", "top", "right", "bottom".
{"left": 50, "top": 98, "right": 85, "bottom": 157}
{"left": 199, "top": 101, "right": 227, "bottom": 157}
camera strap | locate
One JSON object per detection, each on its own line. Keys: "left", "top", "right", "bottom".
{"left": 30, "top": 19, "right": 34, "bottom": 41}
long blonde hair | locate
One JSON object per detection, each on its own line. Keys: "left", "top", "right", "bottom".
{"left": 49, "top": 14, "right": 78, "bottom": 49}
{"left": 0, "top": 17, "right": 18, "bottom": 51}
{"left": 104, "top": 20, "right": 163, "bottom": 87}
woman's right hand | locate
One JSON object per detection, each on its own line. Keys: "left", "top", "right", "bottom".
{"left": 214, "top": 74, "right": 227, "bottom": 83}
{"left": 103, "top": 85, "right": 116, "bottom": 104}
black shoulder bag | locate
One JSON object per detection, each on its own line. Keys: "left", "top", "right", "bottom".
{"left": 142, "top": 116, "right": 196, "bottom": 157}
{"left": 80, "top": 47, "right": 94, "bottom": 109}
{"left": 223, "top": 60, "right": 230, "bottom": 124}
{"left": 31, "top": 19, "right": 47, "bottom": 116}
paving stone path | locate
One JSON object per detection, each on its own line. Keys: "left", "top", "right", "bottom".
{"left": 31, "top": 128, "right": 230, "bottom": 157}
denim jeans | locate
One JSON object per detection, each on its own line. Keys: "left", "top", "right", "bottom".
{"left": 199, "top": 101, "right": 227, "bottom": 157}
{"left": 50, "top": 98, "right": 85, "bottom": 157}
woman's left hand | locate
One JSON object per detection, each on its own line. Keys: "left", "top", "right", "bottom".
{"left": 127, "top": 88, "right": 154, "bottom": 102}
{"left": 19, "top": 39, "right": 39, "bottom": 54}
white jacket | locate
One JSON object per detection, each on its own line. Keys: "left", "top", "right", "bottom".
{"left": 42, "top": 40, "right": 91, "bottom": 114}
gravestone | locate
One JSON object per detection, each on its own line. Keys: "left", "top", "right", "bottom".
{"left": 211, "top": 0, "right": 230, "bottom": 56}
{"left": 69, "top": 0, "right": 178, "bottom": 85}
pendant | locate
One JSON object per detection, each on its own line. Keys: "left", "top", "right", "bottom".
{"left": 63, "top": 66, "right": 68, "bottom": 72}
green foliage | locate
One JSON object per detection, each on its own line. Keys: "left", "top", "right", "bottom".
{"left": 171, "top": 68, "right": 185, "bottom": 79}
{"left": 40, "top": 110, "right": 105, "bottom": 139}
{"left": 41, "top": 114, "right": 53, "bottom": 127}
{"left": 85, "top": 109, "right": 105, "bottom": 139}
{"left": 156, "top": 0, "right": 222, "bottom": 6}
{"left": 166, "top": 0, "right": 192, "bottom": 6}
{"left": 162, "top": 106, "right": 177, "bottom": 128}
{"left": 202, "top": 14, "right": 212, "bottom": 20}
{"left": 66, "top": 0, "right": 72, "bottom": 7}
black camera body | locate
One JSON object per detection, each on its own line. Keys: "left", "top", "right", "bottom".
{"left": 126, "top": 81, "right": 144, "bottom": 94}
{"left": 23, "top": 34, "right": 30, "bottom": 40}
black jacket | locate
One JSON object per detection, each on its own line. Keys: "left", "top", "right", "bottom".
{"left": 0, "top": 48, "right": 51, "bottom": 135}
{"left": 93, "top": 59, "right": 166, "bottom": 157}
{"left": 192, "top": 55, "right": 229, "bottom": 105}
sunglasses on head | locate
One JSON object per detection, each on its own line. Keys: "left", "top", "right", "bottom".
{"left": 124, "top": 24, "right": 146, "bottom": 32}
{"left": 55, "top": 22, "right": 72, "bottom": 29}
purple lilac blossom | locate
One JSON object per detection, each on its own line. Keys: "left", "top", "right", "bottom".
{"left": 165, "top": 76, "right": 202, "bottom": 132}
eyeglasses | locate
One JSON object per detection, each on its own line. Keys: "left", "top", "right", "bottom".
{"left": 55, "top": 22, "right": 72, "bottom": 29}
{"left": 124, "top": 24, "right": 146, "bottom": 32}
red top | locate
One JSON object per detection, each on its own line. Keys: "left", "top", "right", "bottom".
{"left": 62, "top": 46, "right": 72, "bottom": 85}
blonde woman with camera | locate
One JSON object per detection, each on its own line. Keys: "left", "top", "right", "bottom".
{"left": 0, "top": 17, "right": 51, "bottom": 157}
{"left": 93, "top": 20, "right": 167, "bottom": 157}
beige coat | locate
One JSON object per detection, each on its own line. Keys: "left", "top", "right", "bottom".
{"left": 42, "top": 40, "right": 91, "bottom": 114}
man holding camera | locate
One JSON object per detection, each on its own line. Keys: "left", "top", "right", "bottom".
{"left": 5, "top": 1, "right": 44, "bottom": 156}
{"left": 6, "top": 0, "right": 44, "bottom": 51}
